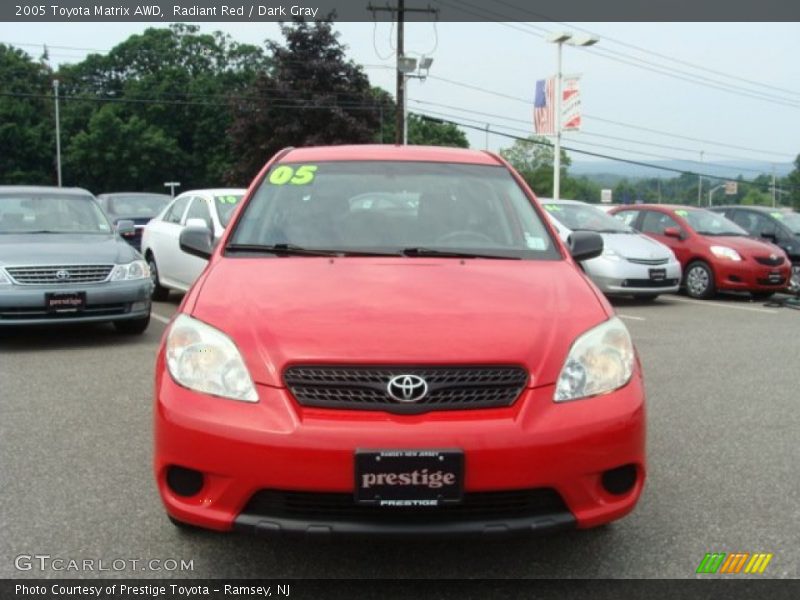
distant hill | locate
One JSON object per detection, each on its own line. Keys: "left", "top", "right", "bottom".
{"left": 570, "top": 159, "right": 794, "bottom": 181}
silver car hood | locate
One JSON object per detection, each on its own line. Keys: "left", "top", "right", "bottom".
{"left": 0, "top": 234, "right": 137, "bottom": 267}
{"left": 601, "top": 233, "right": 673, "bottom": 260}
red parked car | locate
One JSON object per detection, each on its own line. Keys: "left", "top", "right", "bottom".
{"left": 610, "top": 204, "right": 791, "bottom": 300}
{"left": 154, "top": 145, "right": 646, "bottom": 537}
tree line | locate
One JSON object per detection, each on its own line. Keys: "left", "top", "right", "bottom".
{"left": 1, "top": 19, "right": 798, "bottom": 210}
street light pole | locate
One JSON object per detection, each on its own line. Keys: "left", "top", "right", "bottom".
{"left": 553, "top": 41, "right": 563, "bottom": 200}
{"left": 547, "top": 32, "right": 597, "bottom": 201}
{"left": 53, "top": 79, "right": 62, "bottom": 187}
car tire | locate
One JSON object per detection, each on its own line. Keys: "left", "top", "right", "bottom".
{"left": 633, "top": 294, "right": 659, "bottom": 301}
{"left": 751, "top": 292, "right": 775, "bottom": 301}
{"left": 114, "top": 315, "right": 150, "bottom": 335}
{"left": 147, "top": 254, "right": 170, "bottom": 301}
{"left": 684, "top": 261, "right": 715, "bottom": 299}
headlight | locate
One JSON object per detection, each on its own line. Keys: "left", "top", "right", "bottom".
{"left": 602, "top": 246, "right": 622, "bottom": 261}
{"left": 0, "top": 268, "right": 11, "bottom": 285}
{"left": 165, "top": 314, "right": 258, "bottom": 402}
{"left": 710, "top": 246, "right": 742, "bottom": 261}
{"left": 555, "top": 317, "right": 635, "bottom": 402}
{"left": 110, "top": 260, "right": 150, "bottom": 281}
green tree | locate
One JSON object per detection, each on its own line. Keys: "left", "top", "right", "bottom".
{"left": 499, "top": 136, "right": 570, "bottom": 197}
{"left": 739, "top": 188, "right": 771, "bottom": 206}
{"left": 63, "top": 105, "right": 181, "bottom": 192}
{"left": 786, "top": 154, "right": 800, "bottom": 209}
{"left": 227, "top": 18, "right": 383, "bottom": 183}
{"left": 57, "top": 25, "right": 267, "bottom": 189}
{"left": 0, "top": 44, "right": 53, "bottom": 184}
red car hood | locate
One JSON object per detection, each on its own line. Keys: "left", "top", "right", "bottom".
{"left": 190, "top": 257, "right": 610, "bottom": 388}
{"left": 708, "top": 235, "right": 783, "bottom": 257}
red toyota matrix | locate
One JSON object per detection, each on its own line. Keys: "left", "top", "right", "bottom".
{"left": 155, "top": 145, "right": 646, "bottom": 537}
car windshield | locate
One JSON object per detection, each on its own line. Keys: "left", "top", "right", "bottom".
{"left": 542, "top": 202, "right": 633, "bottom": 233}
{"left": 107, "top": 194, "right": 171, "bottom": 218}
{"left": 679, "top": 208, "right": 747, "bottom": 236}
{"left": 214, "top": 193, "right": 245, "bottom": 227}
{"left": 0, "top": 193, "right": 113, "bottom": 234}
{"left": 772, "top": 211, "right": 800, "bottom": 235}
{"left": 227, "top": 161, "right": 559, "bottom": 259}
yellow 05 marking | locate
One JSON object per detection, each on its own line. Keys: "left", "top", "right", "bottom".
{"left": 268, "top": 165, "right": 318, "bottom": 186}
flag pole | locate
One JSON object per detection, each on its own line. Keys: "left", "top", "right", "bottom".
{"left": 553, "top": 42, "right": 563, "bottom": 201}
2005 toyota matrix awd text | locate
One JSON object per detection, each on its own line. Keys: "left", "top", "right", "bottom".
{"left": 154, "top": 145, "right": 646, "bottom": 537}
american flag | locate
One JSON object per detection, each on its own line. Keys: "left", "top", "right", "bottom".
{"left": 533, "top": 78, "right": 555, "bottom": 136}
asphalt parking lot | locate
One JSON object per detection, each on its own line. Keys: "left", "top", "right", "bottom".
{"left": 1, "top": 291, "right": 798, "bottom": 579}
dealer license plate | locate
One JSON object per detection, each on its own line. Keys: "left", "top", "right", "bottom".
{"left": 355, "top": 449, "right": 463, "bottom": 506}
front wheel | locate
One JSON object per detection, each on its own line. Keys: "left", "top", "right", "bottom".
{"left": 114, "top": 315, "right": 150, "bottom": 335}
{"left": 684, "top": 261, "right": 716, "bottom": 299}
{"left": 147, "top": 255, "right": 170, "bottom": 301}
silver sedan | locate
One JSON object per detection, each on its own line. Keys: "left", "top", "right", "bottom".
{"left": 542, "top": 199, "right": 682, "bottom": 300}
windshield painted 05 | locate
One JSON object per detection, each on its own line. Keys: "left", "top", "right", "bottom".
{"left": 227, "top": 161, "right": 559, "bottom": 260}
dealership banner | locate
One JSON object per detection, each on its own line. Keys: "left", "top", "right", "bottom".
{"left": 561, "top": 76, "right": 582, "bottom": 131}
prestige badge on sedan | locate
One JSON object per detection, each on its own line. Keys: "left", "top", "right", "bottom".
{"left": 386, "top": 374, "right": 429, "bottom": 403}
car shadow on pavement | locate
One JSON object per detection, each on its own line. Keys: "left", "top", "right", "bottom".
{"left": 167, "top": 524, "right": 618, "bottom": 579}
{"left": 0, "top": 323, "right": 155, "bottom": 352}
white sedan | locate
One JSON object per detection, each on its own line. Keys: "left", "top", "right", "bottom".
{"left": 141, "top": 188, "right": 245, "bottom": 300}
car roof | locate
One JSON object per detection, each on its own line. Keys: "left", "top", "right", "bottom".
{"left": 177, "top": 188, "right": 247, "bottom": 198}
{"left": 279, "top": 144, "right": 501, "bottom": 165}
{"left": 99, "top": 192, "right": 171, "bottom": 198}
{"left": 536, "top": 198, "right": 586, "bottom": 206}
{"left": 711, "top": 205, "right": 785, "bottom": 213}
{"left": 0, "top": 185, "right": 94, "bottom": 197}
{"left": 615, "top": 204, "right": 703, "bottom": 212}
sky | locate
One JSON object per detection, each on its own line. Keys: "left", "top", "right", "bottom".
{"left": 2, "top": 20, "right": 799, "bottom": 178}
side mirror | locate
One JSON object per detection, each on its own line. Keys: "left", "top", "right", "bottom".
{"left": 116, "top": 219, "right": 135, "bottom": 237}
{"left": 664, "top": 227, "right": 683, "bottom": 239}
{"left": 569, "top": 231, "right": 604, "bottom": 262}
{"left": 179, "top": 226, "right": 213, "bottom": 260}
{"left": 186, "top": 218, "right": 210, "bottom": 230}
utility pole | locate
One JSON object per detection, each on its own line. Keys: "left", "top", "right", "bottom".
{"left": 697, "top": 150, "right": 704, "bottom": 205}
{"left": 771, "top": 165, "right": 777, "bottom": 207}
{"left": 368, "top": 2, "right": 438, "bottom": 145}
{"left": 53, "top": 79, "right": 62, "bottom": 187}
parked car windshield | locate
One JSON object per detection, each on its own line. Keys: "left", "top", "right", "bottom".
{"left": 106, "top": 194, "right": 171, "bottom": 218}
{"left": 0, "top": 193, "right": 112, "bottom": 234}
{"left": 680, "top": 208, "right": 747, "bottom": 236}
{"left": 214, "top": 193, "right": 245, "bottom": 227}
{"left": 543, "top": 202, "right": 633, "bottom": 234}
{"left": 228, "top": 161, "right": 559, "bottom": 259}
{"left": 773, "top": 210, "right": 800, "bottom": 235}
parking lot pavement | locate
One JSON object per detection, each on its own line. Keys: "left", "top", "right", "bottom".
{"left": 1, "top": 292, "right": 798, "bottom": 579}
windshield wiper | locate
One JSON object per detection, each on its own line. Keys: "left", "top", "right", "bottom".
{"left": 400, "top": 247, "right": 520, "bottom": 260}
{"left": 225, "top": 243, "right": 398, "bottom": 257}
{"left": 226, "top": 243, "right": 342, "bottom": 256}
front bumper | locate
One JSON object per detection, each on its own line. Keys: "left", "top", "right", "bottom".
{"left": 585, "top": 257, "right": 681, "bottom": 296}
{"left": 154, "top": 362, "right": 646, "bottom": 537}
{"left": 0, "top": 279, "right": 152, "bottom": 326}
{"left": 713, "top": 260, "right": 792, "bottom": 292}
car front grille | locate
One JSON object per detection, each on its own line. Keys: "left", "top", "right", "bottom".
{"left": 284, "top": 365, "right": 528, "bottom": 414}
{"left": 757, "top": 277, "right": 786, "bottom": 286}
{"left": 626, "top": 257, "right": 669, "bottom": 265}
{"left": 240, "top": 488, "right": 567, "bottom": 524}
{"left": 621, "top": 278, "right": 680, "bottom": 288}
{"left": 5, "top": 265, "right": 114, "bottom": 285}
{"left": 755, "top": 255, "right": 785, "bottom": 266}
{"left": 0, "top": 303, "right": 129, "bottom": 320}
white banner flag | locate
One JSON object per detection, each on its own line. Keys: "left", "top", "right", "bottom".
{"left": 561, "top": 76, "right": 582, "bottom": 131}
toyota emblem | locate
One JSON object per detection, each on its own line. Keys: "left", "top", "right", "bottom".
{"left": 55, "top": 269, "right": 70, "bottom": 280}
{"left": 386, "top": 374, "right": 429, "bottom": 403}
